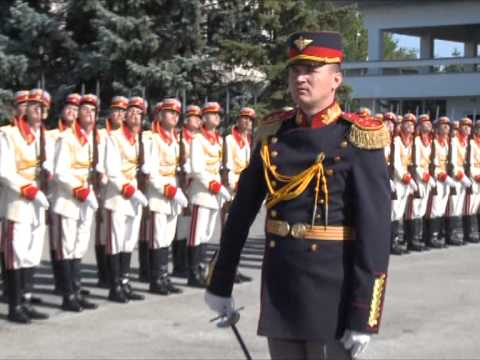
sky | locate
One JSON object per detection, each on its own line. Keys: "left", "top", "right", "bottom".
{"left": 393, "top": 34, "right": 467, "bottom": 58}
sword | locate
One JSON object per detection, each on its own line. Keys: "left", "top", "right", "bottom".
{"left": 210, "top": 307, "right": 252, "bottom": 360}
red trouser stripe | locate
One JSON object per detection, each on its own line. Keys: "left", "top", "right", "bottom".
{"left": 188, "top": 205, "right": 199, "bottom": 247}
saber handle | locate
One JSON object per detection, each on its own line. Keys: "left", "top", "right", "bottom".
{"left": 209, "top": 306, "right": 245, "bottom": 323}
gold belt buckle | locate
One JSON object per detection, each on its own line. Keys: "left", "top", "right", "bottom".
{"left": 290, "top": 223, "right": 307, "bottom": 239}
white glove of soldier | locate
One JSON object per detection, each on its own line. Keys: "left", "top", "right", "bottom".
{"left": 461, "top": 176, "right": 472, "bottom": 188}
{"left": 204, "top": 291, "right": 235, "bottom": 318}
{"left": 445, "top": 176, "right": 456, "bottom": 187}
{"left": 428, "top": 176, "right": 436, "bottom": 188}
{"left": 219, "top": 186, "right": 232, "bottom": 202}
{"left": 84, "top": 191, "right": 99, "bottom": 210}
{"left": 389, "top": 179, "right": 396, "bottom": 193}
{"left": 141, "top": 163, "right": 151, "bottom": 175}
{"left": 132, "top": 189, "right": 148, "bottom": 207}
{"left": 409, "top": 180, "right": 418, "bottom": 193}
{"left": 340, "top": 330, "right": 371, "bottom": 359}
{"left": 173, "top": 188, "right": 189, "bottom": 208}
{"left": 33, "top": 190, "right": 49, "bottom": 209}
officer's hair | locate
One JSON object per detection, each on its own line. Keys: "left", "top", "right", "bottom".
{"left": 329, "top": 64, "right": 342, "bottom": 74}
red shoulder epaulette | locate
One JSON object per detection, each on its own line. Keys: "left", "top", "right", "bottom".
{"left": 262, "top": 108, "right": 297, "bottom": 125}
{"left": 341, "top": 112, "right": 384, "bottom": 131}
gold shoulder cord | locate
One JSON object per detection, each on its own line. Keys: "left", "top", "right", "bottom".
{"left": 260, "top": 139, "right": 329, "bottom": 226}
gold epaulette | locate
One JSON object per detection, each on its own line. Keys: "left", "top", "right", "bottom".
{"left": 254, "top": 108, "right": 297, "bottom": 145}
{"left": 342, "top": 112, "right": 390, "bottom": 150}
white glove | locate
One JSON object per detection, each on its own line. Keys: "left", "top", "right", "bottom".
{"left": 429, "top": 177, "right": 436, "bottom": 188}
{"left": 204, "top": 291, "right": 235, "bottom": 317}
{"left": 219, "top": 186, "right": 232, "bottom": 202}
{"left": 173, "top": 188, "right": 189, "bottom": 208}
{"left": 340, "top": 330, "right": 371, "bottom": 359}
{"left": 389, "top": 179, "right": 395, "bottom": 193}
{"left": 461, "top": 176, "right": 472, "bottom": 188}
{"left": 445, "top": 176, "right": 456, "bottom": 187}
{"left": 33, "top": 190, "right": 49, "bottom": 209}
{"left": 141, "top": 163, "right": 151, "bottom": 175}
{"left": 132, "top": 189, "right": 148, "bottom": 207}
{"left": 409, "top": 180, "right": 418, "bottom": 193}
{"left": 84, "top": 191, "right": 99, "bottom": 210}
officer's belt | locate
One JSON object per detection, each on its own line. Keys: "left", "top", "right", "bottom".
{"left": 266, "top": 219, "right": 354, "bottom": 241}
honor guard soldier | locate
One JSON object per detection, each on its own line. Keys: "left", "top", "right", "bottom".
{"left": 427, "top": 117, "right": 454, "bottom": 248}
{"left": 50, "top": 94, "right": 100, "bottom": 312}
{"left": 446, "top": 117, "right": 473, "bottom": 245}
{"left": 95, "top": 96, "right": 129, "bottom": 288}
{"left": 391, "top": 113, "right": 418, "bottom": 254}
{"left": 466, "top": 120, "right": 480, "bottom": 243}
{"left": 46, "top": 93, "right": 81, "bottom": 293}
{"left": 41, "top": 90, "right": 52, "bottom": 121}
{"left": 9, "top": 90, "right": 29, "bottom": 127}
{"left": 187, "top": 102, "right": 232, "bottom": 288}
{"left": 172, "top": 104, "right": 202, "bottom": 278}
{"left": 206, "top": 31, "right": 391, "bottom": 359}
{"left": 0, "top": 89, "right": 51, "bottom": 323}
{"left": 146, "top": 99, "right": 187, "bottom": 295}
{"left": 405, "top": 114, "right": 435, "bottom": 251}
{"left": 104, "top": 96, "right": 148, "bottom": 303}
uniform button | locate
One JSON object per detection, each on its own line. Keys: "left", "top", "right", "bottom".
{"left": 334, "top": 155, "right": 341, "bottom": 162}
{"left": 271, "top": 180, "right": 277, "bottom": 187}
{"left": 318, "top": 199, "right": 325, "bottom": 204}
{"left": 271, "top": 150, "right": 278, "bottom": 158}
{"left": 270, "top": 137, "right": 278, "bottom": 144}
{"left": 269, "top": 240, "right": 276, "bottom": 248}
{"left": 315, "top": 213, "right": 322, "bottom": 219}
{"left": 310, "top": 244, "right": 318, "bottom": 252}
{"left": 270, "top": 210, "right": 278, "bottom": 218}
{"left": 326, "top": 169, "right": 334, "bottom": 176}
{"left": 340, "top": 141, "right": 348, "bottom": 149}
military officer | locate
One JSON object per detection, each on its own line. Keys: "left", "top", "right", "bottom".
{"left": 146, "top": 99, "right": 187, "bottom": 295}
{"left": 172, "top": 104, "right": 202, "bottom": 278}
{"left": 103, "top": 96, "right": 148, "bottom": 303}
{"left": 187, "top": 102, "right": 232, "bottom": 288}
{"left": 95, "top": 96, "right": 129, "bottom": 288}
{"left": 467, "top": 120, "right": 480, "bottom": 243}
{"left": 50, "top": 94, "right": 101, "bottom": 312}
{"left": 391, "top": 114, "right": 418, "bottom": 254}
{"left": 205, "top": 31, "right": 391, "bottom": 359}
{"left": 0, "top": 89, "right": 51, "bottom": 323}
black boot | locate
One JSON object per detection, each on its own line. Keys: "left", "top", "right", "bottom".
{"left": 1, "top": 252, "right": 7, "bottom": 300}
{"left": 439, "top": 217, "right": 448, "bottom": 247}
{"left": 171, "top": 239, "right": 188, "bottom": 278}
{"left": 59, "top": 260, "right": 82, "bottom": 312}
{"left": 160, "top": 247, "right": 182, "bottom": 294}
{"left": 107, "top": 254, "right": 128, "bottom": 303}
{"left": 51, "top": 250, "right": 63, "bottom": 295}
{"left": 398, "top": 221, "right": 409, "bottom": 254}
{"left": 407, "top": 219, "right": 425, "bottom": 251}
{"left": 95, "top": 245, "right": 109, "bottom": 288}
{"left": 464, "top": 215, "right": 480, "bottom": 243}
{"left": 390, "top": 221, "right": 403, "bottom": 255}
{"left": 149, "top": 249, "right": 169, "bottom": 295}
{"left": 426, "top": 218, "right": 444, "bottom": 248}
{"left": 22, "top": 267, "right": 43, "bottom": 304}
{"left": 120, "top": 252, "right": 144, "bottom": 301}
{"left": 446, "top": 216, "right": 464, "bottom": 246}
{"left": 71, "top": 259, "right": 97, "bottom": 310}
{"left": 187, "top": 246, "right": 206, "bottom": 288}
{"left": 138, "top": 240, "right": 150, "bottom": 283}
{"left": 7, "top": 270, "right": 30, "bottom": 324}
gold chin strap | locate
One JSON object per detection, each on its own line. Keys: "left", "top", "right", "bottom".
{"left": 261, "top": 140, "right": 328, "bottom": 226}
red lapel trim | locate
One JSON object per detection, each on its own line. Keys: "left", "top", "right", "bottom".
{"left": 17, "top": 116, "right": 35, "bottom": 145}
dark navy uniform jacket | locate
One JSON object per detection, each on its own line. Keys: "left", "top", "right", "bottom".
{"left": 208, "top": 105, "right": 391, "bottom": 341}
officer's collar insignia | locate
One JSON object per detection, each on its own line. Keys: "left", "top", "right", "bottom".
{"left": 294, "top": 36, "right": 313, "bottom": 51}
{"left": 297, "top": 102, "right": 342, "bottom": 129}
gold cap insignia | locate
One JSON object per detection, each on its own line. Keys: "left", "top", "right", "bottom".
{"left": 294, "top": 36, "right": 313, "bottom": 51}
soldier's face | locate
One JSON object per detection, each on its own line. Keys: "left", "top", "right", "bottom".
{"left": 186, "top": 115, "right": 202, "bottom": 131}
{"left": 62, "top": 104, "right": 78, "bottom": 125}
{"left": 110, "top": 109, "right": 125, "bottom": 128}
{"left": 437, "top": 124, "right": 450, "bottom": 135}
{"left": 401, "top": 121, "right": 414, "bottom": 134}
{"left": 475, "top": 127, "right": 480, "bottom": 136}
{"left": 16, "top": 103, "right": 27, "bottom": 117}
{"left": 161, "top": 110, "right": 179, "bottom": 130}
{"left": 203, "top": 113, "right": 221, "bottom": 129}
{"left": 386, "top": 121, "right": 394, "bottom": 134}
{"left": 420, "top": 121, "right": 432, "bottom": 133}
{"left": 26, "top": 103, "right": 42, "bottom": 129}
{"left": 126, "top": 107, "right": 143, "bottom": 133}
{"left": 237, "top": 116, "right": 251, "bottom": 132}
{"left": 79, "top": 104, "right": 96, "bottom": 130}
{"left": 460, "top": 125, "right": 471, "bottom": 136}
{"left": 288, "top": 63, "right": 342, "bottom": 111}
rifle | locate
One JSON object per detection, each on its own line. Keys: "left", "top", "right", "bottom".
{"left": 38, "top": 88, "right": 49, "bottom": 194}
{"left": 447, "top": 134, "right": 457, "bottom": 196}
{"left": 429, "top": 106, "right": 440, "bottom": 196}
{"left": 137, "top": 106, "right": 146, "bottom": 194}
{"left": 409, "top": 133, "right": 421, "bottom": 198}
{"left": 389, "top": 136, "right": 397, "bottom": 200}
{"left": 465, "top": 129, "right": 473, "bottom": 195}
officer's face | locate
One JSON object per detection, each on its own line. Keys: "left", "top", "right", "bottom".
{"left": 203, "top": 113, "right": 221, "bottom": 129}
{"left": 186, "top": 115, "right": 202, "bottom": 131}
{"left": 460, "top": 125, "right": 471, "bottom": 136}
{"left": 288, "top": 63, "right": 342, "bottom": 112}
{"left": 126, "top": 107, "right": 143, "bottom": 133}
{"left": 62, "top": 104, "right": 79, "bottom": 125}
{"left": 79, "top": 104, "right": 96, "bottom": 131}
{"left": 420, "top": 121, "right": 432, "bottom": 133}
{"left": 110, "top": 109, "right": 125, "bottom": 129}
{"left": 161, "top": 110, "right": 179, "bottom": 130}
{"left": 26, "top": 102, "right": 42, "bottom": 129}
{"left": 237, "top": 116, "right": 251, "bottom": 132}
{"left": 16, "top": 103, "right": 27, "bottom": 118}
